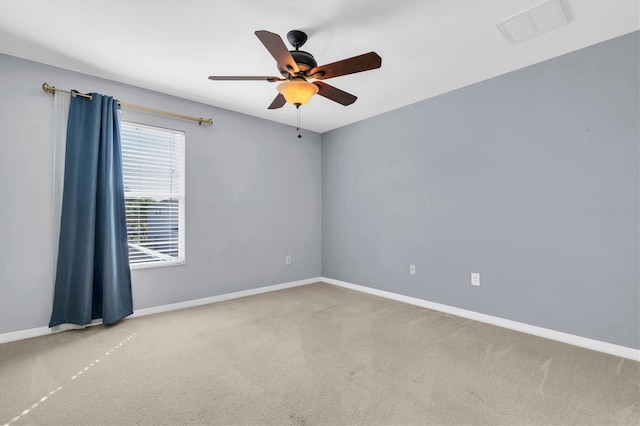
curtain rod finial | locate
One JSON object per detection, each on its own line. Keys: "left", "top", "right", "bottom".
{"left": 42, "top": 82, "right": 55, "bottom": 95}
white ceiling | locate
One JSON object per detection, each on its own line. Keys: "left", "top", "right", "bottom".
{"left": 0, "top": 0, "right": 638, "bottom": 133}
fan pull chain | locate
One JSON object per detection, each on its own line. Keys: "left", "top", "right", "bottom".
{"left": 296, "top": 105, "right": 302, "bottom": 139}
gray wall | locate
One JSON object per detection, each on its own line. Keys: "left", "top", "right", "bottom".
{"left": 0, "top": 54, "right": 322, "bottom": 334}
{"left": 2, "top": 32, "right": 638, "bottom": 350}
{"left": 322, "top": 32, "right": 639, "bottom": 349}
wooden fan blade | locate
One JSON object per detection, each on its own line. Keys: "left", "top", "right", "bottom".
{"left": 255, "top": 30, "right": 300, "bottom": 75}
{"left": 268, "top": 93, "right": 286, "bottom": 109}
{"left": 208, "top": 76, "right": 283, "bottom": 82}
{"left": 309, "top": 52, "right": 381, "bottom": 80}
{"left": 313, "top": 81, "right": 357, "bottom": 106}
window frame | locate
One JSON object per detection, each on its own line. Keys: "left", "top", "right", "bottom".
{"left": 120, "top": 121, "right": 186, "bottom": 270}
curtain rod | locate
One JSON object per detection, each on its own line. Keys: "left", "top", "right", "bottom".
{"left": 42, "top": 83, "right": 213, "bottom": 126}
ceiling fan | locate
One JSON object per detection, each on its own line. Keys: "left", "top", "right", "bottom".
{"left": 208, "top": 30, "right": 382, "bottom": 109}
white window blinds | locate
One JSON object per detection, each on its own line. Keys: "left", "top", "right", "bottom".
{"left": 121, "top": 122, "right": 185, "bottom": 268}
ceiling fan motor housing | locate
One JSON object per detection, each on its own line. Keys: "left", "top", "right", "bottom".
{"left": 279, "top": 50, "right": 317, "bottom": 77}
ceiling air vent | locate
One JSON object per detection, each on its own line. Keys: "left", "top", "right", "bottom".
{"left": 497, "top": 0, "right": 570, "bottom": 45}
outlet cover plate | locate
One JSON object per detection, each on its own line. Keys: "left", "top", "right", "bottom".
{"left": 471, "top": 273, "right": 480, "bottom": 286}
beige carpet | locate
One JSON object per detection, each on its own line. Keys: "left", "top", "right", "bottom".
{"left": 1, "top": 282, "right": 638, "bottom": 425}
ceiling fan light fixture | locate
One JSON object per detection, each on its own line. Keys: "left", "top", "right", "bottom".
{"left": 277, "top": 79, "right": 318, "bottom": 106}
{"left": 209, "top": 30, "right": 381, "bottom": 110}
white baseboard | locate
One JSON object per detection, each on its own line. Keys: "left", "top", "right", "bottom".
{"left": 130, "top": 277, "right": 319, "bottom": 318}
{"left": 3, "top": 276, "right": 637, "bottom": 361}
{"left": 0, "top": 325, "right": 59, "bottom": 344}
{"left": 0, "top": 277, "right": 320, "bottom": 345}
{"left": 321, "top": 277, "right": 639, "bottom": 361}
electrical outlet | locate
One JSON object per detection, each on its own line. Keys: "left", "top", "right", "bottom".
{"left": 409, "top": 264, "right": 416, "bottom": 275}
{"left": 471, "top": 273, "right": 480, "bottom": 286}
{"left": 285, "top": 255, "right": 291, "bottom": 265}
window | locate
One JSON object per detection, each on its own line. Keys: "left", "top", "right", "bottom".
{"left": 121, "top": 122, "right": 185, "bottom": 268}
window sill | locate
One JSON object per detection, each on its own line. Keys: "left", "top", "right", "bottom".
{"left": 130, "top": 260, "right": 185, "bottom": 271}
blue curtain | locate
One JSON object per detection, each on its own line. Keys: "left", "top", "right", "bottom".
{"left": 50, "top": 92, "right": 133, "bottom": 327}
